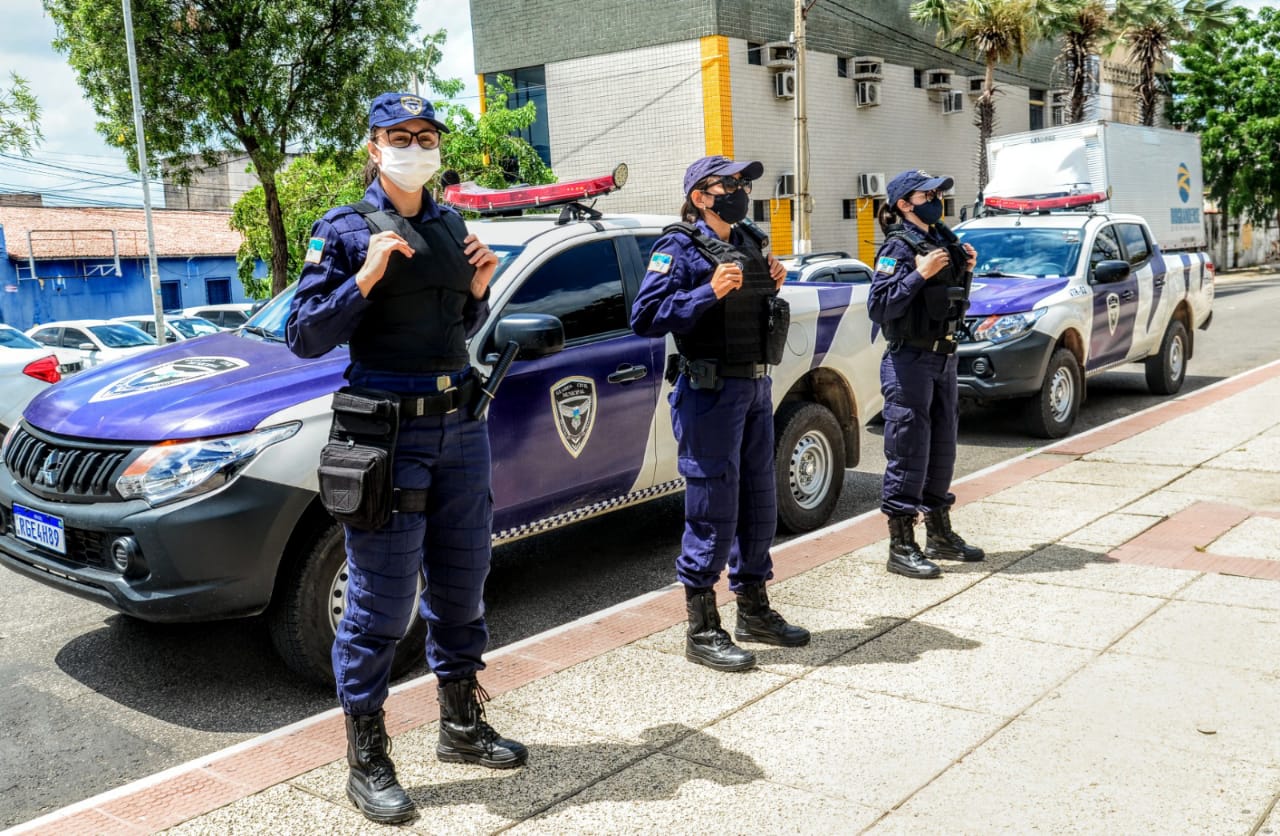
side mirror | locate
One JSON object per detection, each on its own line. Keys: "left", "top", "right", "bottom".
{"left": 78, "top": 342, "right": 97, "bottom": 352}
{"left": 1093, "top": 259, "right": 1131, "bottom": 284}
{"left": 491, "top": 313, "right": 565, "bottom": 360}
{"left": 959, "top": 206, "right": 968, "bottom": 221}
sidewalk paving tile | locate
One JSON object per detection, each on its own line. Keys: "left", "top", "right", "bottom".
{"left": 1058, "top": 513, "right": 1162, "bottom": 550}
{"left": 1260, "top": 800, "right": 1280, "bottom": 835}
{"left": 665, "top": 678, "right": 1006, "bottom": 810}
{"left": 999, "top": 544, "right": 1200, "bottom": 597}
{"left": 1033, "top": 459, "right": 1186, "bottom": 490}
{"left": 163, "top": 784, "right": 381, "bottom": 836}
{"left": 1206, "top": 516, "right": 1280, "bottom": 559}
{"left": 1176, "top": 572, "right": 1280, "bottom": 611}
{"left": 944, "top": 499, "right": 1101, "bottom": 545}
{"left": 1024, "top": 652, "right": 1280, "bottom": 767}
{"left": 979, "top": 478, "right": 1154, "bottom": 515}
{"left": 1110, "top": 599, "right": 1280, "bottom": 675}
{"left": 1120, "top": 489, "right": 1201, "bottom": 518}
{"left": 1204, "top": 428, "right": 1280, "bottom": 473}
{"left": 508, "top": 752, "right": 881, "bottom": 835}
{"left": 867, "top": 718, "right": 1280, "bottom": 835}
{"left": 918, "top": 576, "right": 1165, "bottom": 650}
{"left": 807, "top": 620, "right": 1093, "bottom": 717}
{"left": 1160, "top": 467, "right": 1280, "bottom": 510}
{"left": 764, "top": 554, "right": 984, "bottom": 618}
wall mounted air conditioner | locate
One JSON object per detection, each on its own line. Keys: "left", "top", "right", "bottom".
{"left": 856, "top": 80, "right": 880, "bottom": 107}
{"left": 925, "top": 68, "right": 953, "bottom": 91}
{"left": 942, "top": 90, "right": 964, "bottom": 114}
{"left": 857, "top": 172, "right": 886, "bottom": 197}
{"left": 852, "top": 56, "right": 883, "bottom": 81}
{"left": 775, "top": 172, "right": 796, "bottom": 199}
{"left": 967, "top": 76, "right": 985, "bottom": 95}
{"left": 774, "top": 69, "right": 796, "bottom": 99}
{"left": 765, "top": 41, "right": 795, "bottom": 69}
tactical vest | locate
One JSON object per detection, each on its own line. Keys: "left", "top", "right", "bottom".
{"left": 665, "top": 222, "right": 784, "bottom": 365}
{"left": 877, "top": 222, "right": 971, "bottom": 343}
{"left": 347, "top": 201, "right": 475, "bottom": 373}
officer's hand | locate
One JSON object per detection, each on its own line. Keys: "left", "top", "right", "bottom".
{"left": 356, "top": 231, "right": 415, "bottom": 296}
{"left": 767, "top": 254, "right": 787, "bottom": 289}
{"left": 464, "top": 234, "right": 499, "bottom": 298}
{"left": 916, "top": 247, "right": 950, "bottom": 279}
{"left": 962, "top": 243, "right": 978, "bottom": 271}
{"left": 710, "top": 261, "right": 743, "bottom": 298}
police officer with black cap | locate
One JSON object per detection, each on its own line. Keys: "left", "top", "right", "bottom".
{"left": 869, "top": 169, "right": 986, "bottom": 580}
{"left": 631, "top": 155, "right": 810, "bottom": 673}
{"left": 287, "top": 92, "right": 525, "bottom": 825}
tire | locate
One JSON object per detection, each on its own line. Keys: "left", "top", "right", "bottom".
{"left": 267, "top": 522, "right": 427, "bottom": 685}
{"left": 774, "top": 401, "right": 846, "bottom": 533}
{"left": 1023, "top": 347, "right": 1082, "bottom": 439}
{"left": 1144, "top": 319, "right": 1188, "bottom": 395}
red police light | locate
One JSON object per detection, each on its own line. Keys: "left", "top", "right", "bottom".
{"left": 445, "top": 164, "right": 628, "bottom": 214}
{"left": 23, "top": 355, "right": 61, "bottom": 384}
{"left": 983, "top": 192, "right": 1108, "bottom": 212}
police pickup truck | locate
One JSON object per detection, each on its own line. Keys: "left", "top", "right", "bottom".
{"left": 0, "top": 172, "right": 883, "bottom": 682}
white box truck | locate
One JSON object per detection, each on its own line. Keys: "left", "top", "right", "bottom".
{"left": 983, "top": 121, "right": 1207, "bottom": 251}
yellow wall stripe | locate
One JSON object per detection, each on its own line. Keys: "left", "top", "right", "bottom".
{"left": 699, "top": 36, "right": 733, "bottom": 158}
{"left": 771, "top": 199, "right": 793, "bottom": 256}
{"left": 856, "top": 198, "right": 877, "bottom": 264}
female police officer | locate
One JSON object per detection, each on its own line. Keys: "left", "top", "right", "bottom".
{"left": 631, "top": 155, "right": 810, "bottom": 673}
{"left": 869, "top": 169, "right": 986, "bottom": 580}
{"left": 287, "top": 92, "right": 524, "bottom": 825}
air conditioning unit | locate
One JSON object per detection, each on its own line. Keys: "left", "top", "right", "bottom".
{"left": 856, "top": 80, "right": 881, "bottom": 108}
{"left": 852, "top": 56, "right": 883, "bottom": 80}
{"left": 925, "top": 68, "right": 953, "bottom": 91}
{"left": 942, "top": 90, "right": 964, "bottom": 114}
{"left": 857, "top": 172, "right": 886, "bottom": 197}
{"left": 765, "top": 40, "right": 795, "bottom": 69}
{"left": 967, "top": 75, "right": 985, "bottom": 96}
{"left": 775, "top": 172, "right": 796, "bottom": 199}
{"left": 774, "top": 69, "right": 796, "bottom": 99}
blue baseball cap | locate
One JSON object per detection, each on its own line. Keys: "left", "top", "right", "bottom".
{"left": 368, "top": 92, "right": 449, "bottom": 133}
{"left": 887, "top": 169, "right": 954, "bottom": 207}
{"left": 683, "top": 155, "right": 764, "bottom": 195}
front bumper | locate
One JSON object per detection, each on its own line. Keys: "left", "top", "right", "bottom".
{"left": 956, "top": 330, "right": 1056, "bottom": 401}
{"left": 0, "top": 471, "right": 314, "bottom": 622}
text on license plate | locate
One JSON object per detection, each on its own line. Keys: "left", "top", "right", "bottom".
{"left": 12, "top": 503, "right": 66, "bottom": 555}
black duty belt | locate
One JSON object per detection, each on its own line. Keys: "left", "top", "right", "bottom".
{"left": 896, "top": 336, "right": 957, "bottom": 355}
{"left": 399, "top": 377, "right": 479, "bottom": 417}
{"left": 713, "top": 361, "right": 770, "bottom": 379}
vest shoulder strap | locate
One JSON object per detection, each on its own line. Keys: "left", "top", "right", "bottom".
{"left": 884, "top": 227, "right": 934, "bottom": 255}
{"left": 661, "top": 222, "right": 737, "bottom": 264}
{"left": 349, "top": 200, "right": 402, "bottom": 237}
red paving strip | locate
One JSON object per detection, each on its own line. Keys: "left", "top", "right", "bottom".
{"left": 1109, "top": 501, "right": 1280, "bottom": 580}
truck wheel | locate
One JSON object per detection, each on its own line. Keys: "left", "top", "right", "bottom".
{"left": 774, "top": 401, "right": 845, "bottom": 533}
{"left": 1145, "top": 319, "right": 1188, "bottom": 395}
{"left": 268, "top": 522, "right": 427, "bottom": 685}
{"left": 1024, "top": 348, "right": 1081, "bottom": 439}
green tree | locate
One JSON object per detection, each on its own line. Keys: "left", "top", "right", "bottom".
{"left": 911, "top": 0, "right": 1059, "bottom": 190}
{"left": 1170, "top": 5, "right": 1280, "bottom": 230}
{"left": 440, "top": 76, "right": 556, "bottom": 189}
{"left": 1050, "top": 0, "right": 1113, "bottom": 124}
{"left": 0, "top": 72, "right": 41, "bottom": 154}
{"left": 44, "top": 0, "right": 432, "bottom": 295}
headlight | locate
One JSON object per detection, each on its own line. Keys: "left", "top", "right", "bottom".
{"left": 971, "top": 308, "right": 1046, "bottom": 344}
{"left": 116, "top": 423, "right": 300, "bottom": 506}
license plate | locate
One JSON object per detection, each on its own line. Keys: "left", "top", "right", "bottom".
{"left": 12, "top": 503, "right": 66, "bottom": 555}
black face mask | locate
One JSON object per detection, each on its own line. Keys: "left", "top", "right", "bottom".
{"left": 913, "top": 198, "right": 944, "bottom": 226}
{"left": 710, "top": 189, "right": 750, "bottom": 224}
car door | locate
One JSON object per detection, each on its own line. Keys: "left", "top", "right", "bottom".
{"left": 485, "top": 236, "right": 660, "bottom": 533}
{"left": 1116, "top": 221, "right": 1165, "bottom": 359}
{"left": 59, "top": 327, "right": 97, "bottom": 368}
{"left": 1087, "top": 224, "right": 1140, "bottom": 370}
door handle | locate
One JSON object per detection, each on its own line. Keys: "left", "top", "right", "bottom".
{"left": 1121, "top": 290, "right": 1136, "bottom": 301}
{"left": 607, "top": 364, "right": 648, "bottom": 384}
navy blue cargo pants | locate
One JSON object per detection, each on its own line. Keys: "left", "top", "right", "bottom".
{"left": 880, "top": 345, "right": 959, "bottom": 518}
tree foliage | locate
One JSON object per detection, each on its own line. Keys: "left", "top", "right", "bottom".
{"left": 1050, "top": 0, "right": 1112, "bottom": 124}
{"left": 0, "top": 72, "right": 41, "bottom": 155}
{"left": 439, "top": 76, "right": 556, "bottom": 190}
{"left": 1170, "top": 5, "right": 1280, "bottom": 228}
{"left": 44, "top": 0, "right": 432, "bottom": 295}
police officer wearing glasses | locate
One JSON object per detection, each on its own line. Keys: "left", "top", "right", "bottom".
{"left": 632, "top": 155, "right": 810, "bottom": 673}
{"left": 869, "top": 169, "right": 986, "bottom": 580}
{"left": 286, "top": 92, "right": 525, "bottom": 825}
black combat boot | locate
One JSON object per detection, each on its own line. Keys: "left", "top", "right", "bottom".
{"left": 734, "top": 584, "right": 811, "bottom": 647}
{"left": 344, "top": 711, "right": 416, "bottom": 824}
{"left": 436, "top": 677, "right": 528, "bottom": 769}
{"left": 887, "top": 515, "right": 942, "bottom": 579}
{"left": 924, "top": 507, "right": 986, "bottom": 562}
{"left": 686, "top": 588, "right": 756, "bottom": 671}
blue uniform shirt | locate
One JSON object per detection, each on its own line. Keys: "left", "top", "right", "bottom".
{"left": 285, "top": 179, "right": 490, "bottom": 389}
{"left": 631, "top": 219, "right": 737, "bottom": 338}
{"left": 867, "top": 224, "right": 949, "bottom": 326}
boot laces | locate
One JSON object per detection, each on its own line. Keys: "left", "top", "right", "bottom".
{"left": 356, "top": 727, "right": 399, "bottom": 789}
{"left": 468, "top": 680, "right": 502, "bottom": 750}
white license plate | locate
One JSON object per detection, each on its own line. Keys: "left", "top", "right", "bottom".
{"left": 12, "top": 503, "right": 66, "bottom": 555}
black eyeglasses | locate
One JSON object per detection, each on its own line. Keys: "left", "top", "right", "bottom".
{"left": 701, "top": 177, "right": 753, "bottom": 194}
{"left": 381, "top": 127, "right": 440, "bottom": 150}
{"left": 911, "top": 189, "right": 940, "bottom": 202}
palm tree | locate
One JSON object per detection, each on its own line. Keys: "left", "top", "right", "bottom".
{"left": 1050, "top": 0, "right": 1113, "bottom": 124}
{"left": 1112, "top": 0, "right": 1233, "bottom": 126}
{"left": 911, "top": 0, "right": 1061, "bottom": 191}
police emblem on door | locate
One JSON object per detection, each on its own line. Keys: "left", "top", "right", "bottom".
{"left": 1106, "top": 292, "right": 1121, "bottom": 335}
{"left": 551, "top": 376, "right": 596, "bottom": 458}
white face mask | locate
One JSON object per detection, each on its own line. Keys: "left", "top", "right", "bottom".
{"left": 377, "top": 144, "right": 441, "bottom": 192}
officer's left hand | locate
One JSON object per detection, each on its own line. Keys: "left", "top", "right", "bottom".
{"left": 768, "top": 254, "right": 787, "bottom": 289}
{"left": 962, "top": 243, "right": 978, "bottom": 271}
{"left": 464, "top": 234, "right": 499, "bottom": 298}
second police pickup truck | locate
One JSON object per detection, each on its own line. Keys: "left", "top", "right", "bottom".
{"left": 0, "top": 170, "right": 884, "bottom": 682}
{"left": 952, "top": 121, "right": 1215, "bottom": 437}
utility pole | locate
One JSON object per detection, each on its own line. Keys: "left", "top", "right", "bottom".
{"left": 794, "top": 0, "right": 813, "bottom": 255}
{"left": 122, "top": 0, "right": 165, "bottom": 341}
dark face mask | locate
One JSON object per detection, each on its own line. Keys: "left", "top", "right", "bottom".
{"left": 912, "top": 197, "right": 944, "bottom": 226}
{"left": 710, "top": 189, "right": 750, "bottom": 224}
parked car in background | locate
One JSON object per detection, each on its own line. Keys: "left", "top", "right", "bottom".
{"left": 177, "top": 303, "right": 255, "bottom": 330}
{"left": 0, "top": 324, "right": 60, "bottom": 435}
{"left": 114, "top": 314, "right": 221, "bottom": 343}
{"left": 25, "top": 319, "right": 156, "bottom": 371}
{"left": 780, "top": 251, "right": 874, "bottom": 284}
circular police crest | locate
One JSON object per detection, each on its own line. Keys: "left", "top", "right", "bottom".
{"left": 90, "top": 357, "right": 249, "bottom": 402}
{"left": 399, "top": 95, "right": 424, "bottom": 116}
{"left": 550, "top": 376, "right": 596, "bottom": 458}
{"left": 1106, "top": 292, "right": 1121, "bottom": 335}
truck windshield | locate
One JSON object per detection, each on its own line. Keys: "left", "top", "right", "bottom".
{"left": 954, "top": 227, "right": 1083, "bottom": 278}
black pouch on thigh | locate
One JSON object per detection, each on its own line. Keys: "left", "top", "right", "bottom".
{"left": 318, "top": 387, "right": 401, "bottom": 530}
{"left": 763, "top": 295, "right": 791, "bottom": 366}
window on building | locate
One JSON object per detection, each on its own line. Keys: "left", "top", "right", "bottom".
{"left": 837, "top": 56, "right": 849, "bottom": 78}
{"left": 842, "top": 199, "right": 857, "bottom": 220}
{"left": 160, "top": 281, "right": 181, "bottom": 311}
{"left": 501, "top": 239, "right": 628, "bottom": 344}
{"left": 752, "top": 200, "right": 769, "bottom": 223}
{"left": 1029, "top": 88, "right": 1046, "bottom": 130}
{"left": 484, "top": 65, "right": 551, "bottom": 166}
{"left": 944, "top": 197, "right": 956, "bottom": 217}
{"left": 747, "top": 42, "right": 763, "bottom": 65}
{"left": 205, "top": 278, "right": 231, "bottom": 305}
{"left": 914, "top": 69, "right": 923, "bottom": 88}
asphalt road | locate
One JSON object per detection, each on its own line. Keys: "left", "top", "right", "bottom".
{"left": 3, "top": 270, "right": 1278, "bottom": 827}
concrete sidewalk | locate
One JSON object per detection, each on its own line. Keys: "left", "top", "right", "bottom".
{"left": 11, "top": 360, "right": 1280, "bottom": 835}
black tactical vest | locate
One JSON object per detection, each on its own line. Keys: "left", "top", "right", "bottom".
{"left": 666, "top": 223, "right": 779, "bottom": 364}
{"left": 347, "top": 201, "right": 475, "bottom": 373}
{"left": 877, "top": 222, "right": 971, "bottom": 342}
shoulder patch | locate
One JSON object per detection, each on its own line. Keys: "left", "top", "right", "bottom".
{"left": 304, "top": 237, "right": 325, "bottom": 264}
{"left": 647, "top": 252, "right": 674, "bottom": 275}
{"left": 875, "top": 255, "right": 898, "bottom": 273}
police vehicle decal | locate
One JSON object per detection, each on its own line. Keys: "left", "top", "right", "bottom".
{"left": 810, "top": 284, "right": 853, "bottom": 368}
{"left": 551, "top": 376, "right": 597, "bottom": 458}
{"left": 962, "top": 278, "right": 1070, "bottom": 317}
{"left": 89, "top": 357, "right": 249, "bottom": 402}
{"left": 493, "top": 479, "right": 685, "bottom": 545}
{"left": 1145, "top": 250, "right": 1168, "bottom": 333}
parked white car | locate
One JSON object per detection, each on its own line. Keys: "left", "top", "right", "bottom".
{"left": 25, "top": 319, "right": 156, "bottom": 371}
{"left": 176, "top": 303, "right": 255, "bottom": 330}
{"left": 0, "top": 324, "right": 61, "bottom": 435}
{"left": 780, "top": 251, "right": 875, "bottom": 284}
{"left": 113, "top": 314, "right": 221, "bottom": 343}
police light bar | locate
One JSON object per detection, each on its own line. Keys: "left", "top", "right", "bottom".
{"left": 444, "top": 163, "right": 628, "bottom": 214}
{"left": 983, "top": 191, "right": 1108, "bottom": 212}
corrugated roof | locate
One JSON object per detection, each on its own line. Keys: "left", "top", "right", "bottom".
{"left": 0, "top": 206, "right": 244, "bottom": 260}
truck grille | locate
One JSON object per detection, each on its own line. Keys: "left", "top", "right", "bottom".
{"left": 4, "top": 425, "right": 133, "bottom": 501}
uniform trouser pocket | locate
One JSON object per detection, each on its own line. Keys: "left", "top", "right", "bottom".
{"left": 318, "top": 442, "right": 392, "bottom": 530}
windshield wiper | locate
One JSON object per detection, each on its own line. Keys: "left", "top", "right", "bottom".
{"left": 974, "top": 270, "right": 1037, "bottom": 279}
{"left": 240, "top": 324, "right": 285, "bottom": 343}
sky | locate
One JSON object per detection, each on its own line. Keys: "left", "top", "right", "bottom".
{"left": 0, "top": 0, "right": 479, "bottom": 207}
{"left": 0, "top": 0, "right": 1273, "bottom": 208}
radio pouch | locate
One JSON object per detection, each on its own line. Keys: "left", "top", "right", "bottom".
{"left": 764, "top": 295, "right": 791, "bottom": 366}
{"left": 318, "top": 387, "right": 400, "bottom": 530}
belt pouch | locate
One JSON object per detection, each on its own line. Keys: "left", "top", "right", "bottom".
{"left": 763, "top": 295, "right": 791, "bottom": 366}
{"left": 318, "top": 387, "right": 400, "bottom": 530}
